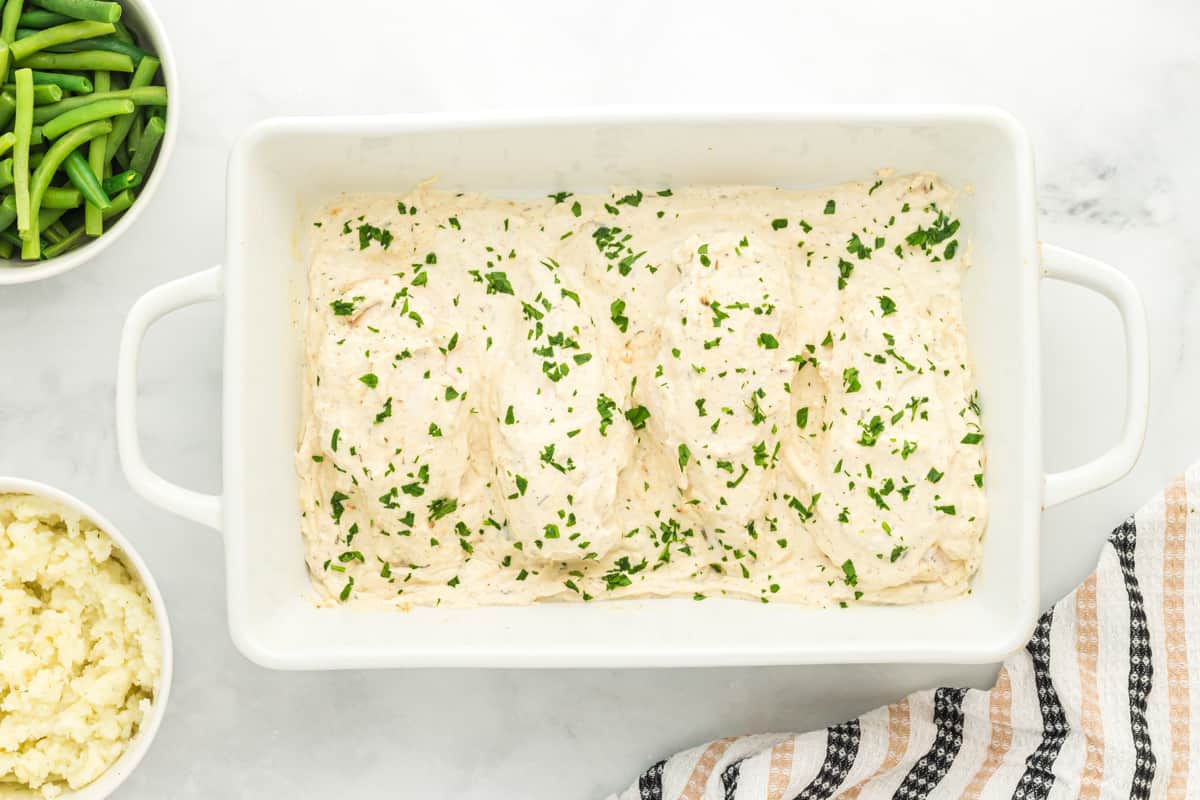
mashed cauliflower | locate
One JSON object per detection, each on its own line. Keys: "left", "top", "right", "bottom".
{"left": 0, "top": 494, "right": 161, "bottom": 798}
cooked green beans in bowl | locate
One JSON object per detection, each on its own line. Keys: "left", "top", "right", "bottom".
{"left": 0, "top": 0, "right": 173, "bottom": 282}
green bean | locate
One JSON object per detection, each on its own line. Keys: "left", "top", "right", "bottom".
{"left": 0, "top": 130, "right": 13, "bottom": 156}
{"left": 0, "top": 192, "right": 13, "bottom": 229}
{"left": 41, "top": 95, "right": 128, "bottom": 138}
{"left": 12, "top": 67, "right": 30, "bottom": 242}
{"left": 33, "top": 83, "right": 161, "bottom": 122}
{"left": 109, "top": 17, "right": 130, "bottom": 43}
{"left": 9, "top": 19, "right": 111, "bottom": 60}
{"left": 0, "top": 0, "right": 22, "bottom": 85}
{"left": 0, "top": 234, "right": 12, "bottom": 257}
{"left": 102, "top": 49, "right": 148, "bottom": 158}
{"left": 63, "top": 148, "right": 104, "bottom": 207}
{"left": 42, "top": 220, "right": 81, "bottom": 255}
{"left": 19, "top": 9, "right": 69, "bottom": 27}
{"left": 40, "top": 185, "right": 78, "bottom": 207}
{"left": 0, "top": 156, "right": 11, "bottom": 186}
{"left": 29, "top": 0, "right": 120, "bottom": 24}
{"left": 81, "top": 63, "right": 101, "bottom": 231}
{"left": 98, "top": 184, "right": 126, "bottom": 216}
{"left": 2, "top": 81, "right": 59, "bottom": 102}
{"left": 39, "top": 212, "right": 61, "bottom": 240}
{"left": 0, "top": 91, "right": 13, "bottom": 129}
{"left": 30, "top": 31, "right": 144, "bottom": 62}
{"left": 98, "top": 165, "right": 132, "bottom": 191}
{"left": 36, "top": 201, "right": 64, "bottom": 224}
{"left": 25, "top": 117, "right": 106, "bottom": 256}
{"left": 18, "top": 49, "right": 129, "bottom": 72}
{"left": 0, "top": 228, "right": 20, "bottom": 246}
{"left": 123, "top": 98, "right": 135, "bottom": 143}
{"left": 1, "top": 0, "right": 22, "bottom": 41}
{"left": 127, "top": 110, "right": 157, "bottom": 172}
{"left": 29, "top": 68, "right": 90, "bottom": 92}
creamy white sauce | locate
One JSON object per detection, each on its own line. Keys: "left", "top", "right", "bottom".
{"left": 297, "top": 174, "right": 987, "bottom": 608}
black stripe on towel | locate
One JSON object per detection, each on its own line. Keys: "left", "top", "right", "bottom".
{"left": 1012, "top": 609, "right": 1070, "bottom": 799}
{"left": 720, "top": 757, "right": 745, "bottom": 800}
{"left": 1111, "top": 517, "right": 1156, "bottom": 799}
{"left": 792, "top": 720, "right": 861, "bottom": 800}
{"left": 637, "top": 758, "right": 665, "bottom": 800}
{"left": 891, "top": 688, "right": 966, "bottom": 799}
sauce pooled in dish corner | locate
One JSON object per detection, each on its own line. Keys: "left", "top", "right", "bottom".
{"left": 297, "top": 173, "right": 987, "bottom": 608}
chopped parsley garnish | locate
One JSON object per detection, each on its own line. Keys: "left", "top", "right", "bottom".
{"left": 677, "top": 443, "right": 690, "bottom": 470}
{"left": 841, "top": 559, "right": 857, "bottom": 586}
{"left": 428, "top": 497, "right": 458, "bottom": 522}
{"left": 847, "top": 233, "right": 872, "bottom": 259}
{"left": 356, "top": 222, "right": 393, "bottom": 250}
{"left": 771, "top": 218, "right": 788, "bottom": 230}
{"left": 374, "top": 397, "right": 393, "bottom": 424}
{"left": 624, "top": 405, "right": 651, "bottom": 430}
{"left": 329, "top": 491, "right": 349, "bottom": 523}
{"left": 823, "top": 199, "right": 836, "bottom": 214}
{"left": 359, "top": 373, "right": 378, "bottom": 388}
{"left": 878, "top": 295, "right": 897, "bottom": 316}
{"left": 484, "top": 271, "right": 514, "bottom": 295}
{"left": 837, "top": 259, "right": 854, "bottom": 290}
{"left": 756, "top": 332, "right": 780, "bottom": 350}
{"left": 597, "top": 394, "right": 617, "bottom": 435}
{"left": 610, "top": 298, "right": 629, "bottom": 333}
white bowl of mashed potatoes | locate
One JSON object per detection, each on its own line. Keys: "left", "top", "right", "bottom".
{"left": 0, "top": 478, "right": 171, "bottom": 799}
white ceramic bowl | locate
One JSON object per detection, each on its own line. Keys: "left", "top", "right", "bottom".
{"left": 0, "top": 0, "right": 178, "bottom": 286}
{"left": 0, "top": 477, "right": 172, "bottom": 798}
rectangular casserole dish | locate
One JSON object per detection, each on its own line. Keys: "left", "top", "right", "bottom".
{"left": 116, "top": 107, "right": 1148, "bottom": 669}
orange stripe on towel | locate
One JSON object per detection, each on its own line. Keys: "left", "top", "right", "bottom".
{"left": 677, "top": 737, "right": 736, "bottom": 800}
{"left": 1075, "top": 573, "right": 1105, "bottom": 799}
{"left": 1163, "top": 477, "right": 1191, "bottom": 799}
{"left": 961, "top": 667, "right": 1014, "bottom": 799}
{"left": 836, "top": 699, "right": 910, "bottom": 799}
{"left": 765, "top": 738, "right": 795, "bottom": 800}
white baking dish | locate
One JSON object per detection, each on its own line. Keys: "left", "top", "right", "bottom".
{"left": 116, "top": 108, "right": 1148, "bottom": 669}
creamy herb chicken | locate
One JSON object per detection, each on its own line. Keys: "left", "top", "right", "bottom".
{"left": 297, "top": 174, "right": 986, "bottom": 608}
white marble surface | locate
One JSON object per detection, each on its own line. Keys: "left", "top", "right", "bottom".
{"left": 1, "top": 0, "right": 1198, "bottom": 796}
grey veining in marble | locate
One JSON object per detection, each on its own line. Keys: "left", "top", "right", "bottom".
{"left": 1, "top": 1, "right": 1197, "bottom": 797}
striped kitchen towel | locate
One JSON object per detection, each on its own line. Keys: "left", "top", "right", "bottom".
{"left": 609, "top": 465, "right": 1198, "bottom": 799}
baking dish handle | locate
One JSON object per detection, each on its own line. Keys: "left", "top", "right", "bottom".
{"left": 116, "top": 266, "right": 224, "bottom": 531}
{"left": 1040, "top": 244, "right": 1149, "bottom": 508}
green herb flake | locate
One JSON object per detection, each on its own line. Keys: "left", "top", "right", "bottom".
{"left": 756, "top": 332, "right": 780, "bottom": 350}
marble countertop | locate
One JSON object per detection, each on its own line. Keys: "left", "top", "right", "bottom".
{"left": 1, "top": 1, "right": 1197, "bottom": 797}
